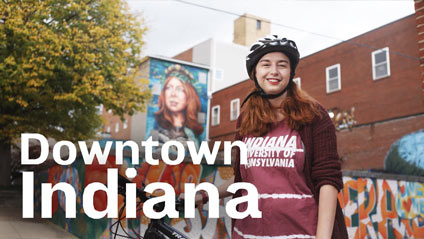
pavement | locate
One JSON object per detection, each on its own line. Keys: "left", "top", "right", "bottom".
{"left": 0, "top": 189, "right": 78, "bottom": 239}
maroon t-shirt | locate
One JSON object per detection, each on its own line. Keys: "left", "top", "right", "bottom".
{"left": 232, "top": 120, "right": 318, "bottom": 239}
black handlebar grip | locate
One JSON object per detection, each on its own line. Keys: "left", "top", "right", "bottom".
{"left": 117, "top": 174, "right": 149, "bottom": 202}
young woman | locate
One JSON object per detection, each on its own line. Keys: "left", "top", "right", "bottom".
{"left": 154, "top": 64, "right": 203, "bottom": 152}
{"left": 196, "top": 35, "right": 347, "bottom": 239}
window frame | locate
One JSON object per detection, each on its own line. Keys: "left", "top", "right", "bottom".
{"left": 372, "top": 47, "right": 390, "bottom": 80}
{"left": 211, "top": 105, "right": 220, "bottom": 126}
{"left": 230, "top": 98, "right": 240, "bottom": 121}
{"left": 326, "top": 64, "right": 341, "bottom": 94}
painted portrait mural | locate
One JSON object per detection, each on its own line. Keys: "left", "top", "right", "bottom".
{"left": 145, "top": 58, "right": 209, "bottom": 155}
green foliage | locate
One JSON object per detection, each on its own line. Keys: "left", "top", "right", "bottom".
{"left": 0, "top": 0, "right": 150, "bottom": 143}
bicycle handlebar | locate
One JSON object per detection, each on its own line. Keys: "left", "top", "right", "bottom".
{"left": 118, "top": 174, "right": 149, "bottom": 202}
{"left": 113, "top": 173, "right": 189, "bottom": 239}
{"left": 117, "top": 174, "right": 185, "bottom": 212}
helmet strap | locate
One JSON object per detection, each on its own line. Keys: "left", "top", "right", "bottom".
{"left": 241, "top": 73, "right": 294, "bottom": 108}
{"left": 259, "top": 79, "right": 292, "bottom": 99}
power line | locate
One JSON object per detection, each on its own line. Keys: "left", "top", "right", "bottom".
{"left": 171, "top": 0, "right": 419, "bottom": 61}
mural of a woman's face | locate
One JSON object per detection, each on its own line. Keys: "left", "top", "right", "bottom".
{"left": 164, "top": 77, "right": 188, "bottom": 113}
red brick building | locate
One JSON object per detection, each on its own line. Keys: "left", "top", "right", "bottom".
{"left": 98, "top": 106, "right": 132, "bottom": 140}
{"left": 209, "top": 14, "right": 424, "bottom": 170}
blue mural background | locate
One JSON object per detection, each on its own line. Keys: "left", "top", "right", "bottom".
{"left": 385, "top": 130, "right": 424, "bottom": 176}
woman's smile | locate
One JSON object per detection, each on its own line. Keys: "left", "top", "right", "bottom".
{"left": 255, "top": 52, "right": 291, "bottom": 95}
{"left": 266, "top": 78, "right": 282, "bottom": 85}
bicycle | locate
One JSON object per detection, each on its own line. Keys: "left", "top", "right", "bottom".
{"left": 110, "top": 174, "right": 190, "bottom": 239}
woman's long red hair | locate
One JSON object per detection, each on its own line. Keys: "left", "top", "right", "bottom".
{"left": 155, "top": 77, "right": 203, "bottom": 136}
{"left": 240, "top": 72, "right": 322, "bottom": 137}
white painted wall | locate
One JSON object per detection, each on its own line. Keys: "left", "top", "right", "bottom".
{"left": 192, "top": 39, "right": 212, "bottom": 66}
{"left": 130, "top": 112, "right": 146, "bottom": 142}
{"left": 191, "top": 38, "right": 249, "bottom": 93}
{"left": 213, "top": 41, "right": 249, "bottom": 92}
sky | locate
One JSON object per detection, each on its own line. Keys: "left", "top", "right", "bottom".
{"left": 126, "top": 0, "right": 415, "bottom": 59}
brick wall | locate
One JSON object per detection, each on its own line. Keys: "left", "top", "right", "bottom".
{"left": 173, "top": 48, "right": 193, "bottom": 62}
{"left": 415, "top": 0, "right": 424, "bottom": 97}
{"left": 209, "top": 80, "right": 253, "bottom": 149}
{"left": 101, "top": 112, "right": 131, "bottom": 140}
{"left": 297, "top": 15, "right": 422, "bottom": 126}
{"left": 209, "top": 14, "right": 424, "bottom": 169}
{"left": 338, "top": 113, "right": 424, "bottom": 170}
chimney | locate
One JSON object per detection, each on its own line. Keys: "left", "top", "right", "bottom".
{"left": 415, "top": 0, "right": 424, "bottom": 97}
{"left": 233, "top": 13, "right": 271, "bottom": 47}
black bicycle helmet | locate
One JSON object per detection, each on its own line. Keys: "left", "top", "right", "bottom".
{"left": 242, "top": 35, "right": 300, "bottom": 106}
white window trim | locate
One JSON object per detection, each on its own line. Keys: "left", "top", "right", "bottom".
{"left": 115, "top": 122, "right": 119, "bottom": 133}
{"left": 293, "top": 77, "right": 301, "bottom": 88}
{"left": 211, "top": 105, "right": 220, "bottom": 126}
{"left": 326, "top": 64, "right": 341, "bottom": 94}
{"left": 123, "top": 119, "right": 128, "bottom": 129}
{"left": 372, "top": 47, "right": 390, "bottom": 80}
{"left": 230, "top": 98, "right": 240, "bottom": 121}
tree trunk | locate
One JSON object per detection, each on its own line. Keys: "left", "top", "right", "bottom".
{"left": 0, "top": 140, "right": 11, "bottom": 187}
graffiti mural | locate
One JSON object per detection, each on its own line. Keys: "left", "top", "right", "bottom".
{"left": 385, "top": 130, "right": 424, "bottom": 176}
{"left": 145, "top": 58, "right": 209, "bottom": 155}
{"left": 340, "top": 176, "right": 424, "bottom": 238}
{"left": 34, "top": 154, "right": 424, "bottom": 239}
{"left": 35, "top": 155, "right": 233, "bottom": 239}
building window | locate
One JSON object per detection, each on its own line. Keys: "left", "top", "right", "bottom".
{"left": 211, "top": 105, "right": 220, "bottom": 126}
{"left": 215, "top": 68, "right": 223, "bottom": 82}
{"left": 256, "top": 20, "right": 261, "bottom": 30}
{"left": 123, "top": 119, "right": 128, "bottom": 129}
{"left": 293, "top": 77, "right": 301, "bottom": 88}
{"left": 372, "top": 47, "right": 390, "bottom": 80}
{"left": 197, "top": 112, "right": 206, "bottom": 124}
{"left": 115, "top": 122, "right": 119, "bottom": 133}
{"left": 106, "top": 126, "right": 111, "bottom": 133}
{"left": 96, "top": 104, "right": 103, "bottom": 114}
{"left": 326, "top": 64, "right": 341, "bottom": 93}
{"left": 230, "top": 98, "right": 240, "bottom": 121}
